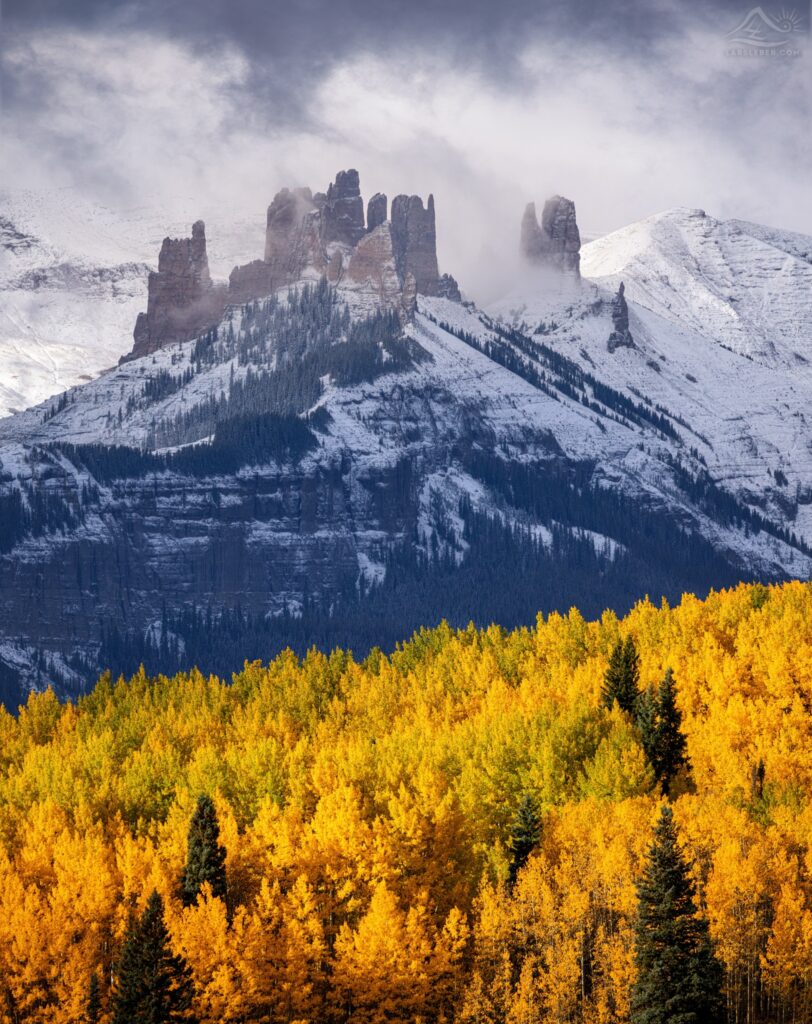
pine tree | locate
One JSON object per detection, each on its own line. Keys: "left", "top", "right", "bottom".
{"left": 652, "top": 669, "right": 688, "bottom": 794}
{"left": 111, "top": 890, "right": 195, "bottom": 1024}
{"left": 601, "top": 636, "right": 640, "bottom": 715}
{"left": 507, "top": 793, "right": 542, "bottom": 887}
{"left": 86, "top": 972, "right": 101, "bottom": 1024}
{"left": 631, "top": 806, "right": 724, "bottom": 1024}
{"left": 181, "top": 795, "right": 227, "bottom": 907}
{"left": 635, "top": 685, "right": 658, "bottom": 769}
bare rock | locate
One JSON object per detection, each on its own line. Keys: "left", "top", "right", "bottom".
{"left": 521, "top": 196, "right": 581, "bottom": 276}
{"left": 437, "top": 273, "right": 461, "bottom": 302}
{"left": 607, "top": 281, "right": 635, "bottom": 352}
{"left": 321, "top": 169, "right": 365, "bottom": 246}
{"left": 400, "top": 271, "right": 418, "bottom": 322}
{"left": 130, "top": 221, "right": 226, "bottom": 359}
{"left": 367, "top": 193, "right": 388, "bottom": 232}
{"left": 264, "top": 187, "right": 317, "bottom": 271}
{"left": 391, "top": 194, "right": 440, "bottom": 295}
{"left": 346, "top": 223, "right": 402, "bottom": 308}
{"left": 228, "top": 259, "right": 275, "bottom": 304}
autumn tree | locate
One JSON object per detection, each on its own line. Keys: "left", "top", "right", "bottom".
{"left": 507, "top": 793, "right": 542, "bottom": 887}
{"left": 111, "top": 891, "right": 195, "bottom": 1024}
{"left": 631, "top": 806, "right": 724, "bottom": 1024}
{"left": 181, "top": 795, "right": 227, "bottom": 907}
{"left": 602, "top": 637, "right": 640, "bottom": 715}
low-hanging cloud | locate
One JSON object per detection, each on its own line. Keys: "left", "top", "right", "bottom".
{"left": 1, "top": 0, "right": 810, "bottom": 303}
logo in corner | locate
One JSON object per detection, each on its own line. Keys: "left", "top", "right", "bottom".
{"left": 725, "top": 6, "right": 806, "bottom": 55}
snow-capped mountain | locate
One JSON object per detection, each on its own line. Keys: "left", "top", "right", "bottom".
{"left": 0, "top": 188, "right": 262, "bottom": 418}
{"left": 580, "top": 207, "right": 812, "bottom": 367}
{"left": 0, "top": 179, "right": 810, "bottom": 701}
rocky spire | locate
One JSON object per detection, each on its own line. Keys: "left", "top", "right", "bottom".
{"left": 131, "top": 221, "right": 226, "bottom": 359}
{"left": 391, "top": 194, "right": 440, "bottom": 296}
{"left": 129, "top": 171, "right": 456, "bottom": 359}
{"left": 320, "top": 169, "right": 365, "bottom": 246}
{"left": 607, "top": 281, "right": 635, "bottom": 352}
{"left": 367, "top": 193, "right": 388, "bottom": 232}
{"left": 520, "top": 195, "right": 581, "bottom": 276}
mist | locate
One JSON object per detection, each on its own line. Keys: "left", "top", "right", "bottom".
{"left": 2, "top": 2, "right": 810, "bottom": 304}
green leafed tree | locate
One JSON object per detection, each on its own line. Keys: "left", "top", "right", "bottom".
{"left": 111, "top": 890, "right": 195, "bottom": 1024}
{"left": 507, "top": 792, "right": 542, "bottom": 887}
{"left": 601, "top": 636, "right": 640, "bottom": 715}
{"left": 631, "top": 805, "right": 724, "bottom": 1024}
{"left": 181, "top": 794, "right": 227, "bottom": 907}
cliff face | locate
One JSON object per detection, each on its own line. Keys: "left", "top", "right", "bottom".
{"left": 520, "top": 195, "right": 581, "bottom": 276}
{"left": 130, "top": 172, "right": 456, "bottom": 357}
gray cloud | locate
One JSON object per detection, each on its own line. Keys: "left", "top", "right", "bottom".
{"left": 1, "top": 0, "right": 810, "bottom": 303}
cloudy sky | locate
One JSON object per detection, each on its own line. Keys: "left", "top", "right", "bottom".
{"left": 2, "top": 0, "right": 810, "bottom": 295}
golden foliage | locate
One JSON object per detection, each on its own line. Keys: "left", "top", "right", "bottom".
{"left": 1, "top": 582, "right": 812, "bottom": 1022}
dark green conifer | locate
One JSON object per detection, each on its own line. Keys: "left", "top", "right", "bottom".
{"left": 653, "top": 668, "right": 688, "bottom": 794}
{"left": 181, "top": 794, "right": 227, "bottom": 906}
{"left": 631, "top": 806, "right": 724, "bottom": 1024}
{"left": 111, "top": 890, "right": 194, "bottom": 1024}
{"left": 601, "top": 636, "right": 641, "bottom": 715}
{"left": 86, "top": 971, "right": 101, "bottom": 1024}
{"left": 507, "top": 792, "right": 542, "bottom": 887}
{"left": 635, "top": 685, "right": 658, "bottom": 768}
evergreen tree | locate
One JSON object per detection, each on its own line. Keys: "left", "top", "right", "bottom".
{"left": 631, "top": 806, "right": 724, "bottom": 1024}
{"left": 181, "top": 794, "right": 227, "bottom": 907}
{"left": 507, "top": 793, "right": 542, "bottom": 887}
{"left": 601, "top": 636, "right": 640, "bottom": 715}
{"left": 111, "top": 890, "right": 194, "bottom": 1024}
{"left": 635, "top": 685, "right": 658, "bottom": 769}
{"left": 86, "top": 971, "right": 101, "bottom": 1024}
{"left": 652, "top": 668, "right": 689, "bottom": 794}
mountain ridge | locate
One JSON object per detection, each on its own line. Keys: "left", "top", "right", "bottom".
{"left": 1, "top": 182, "right": 811, "bottom": 701}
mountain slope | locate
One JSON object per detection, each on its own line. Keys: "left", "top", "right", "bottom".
{"left": 0, "top": 279, "right": 807, "bottom": 702}
{"left": 580, "top": 207, "right": 812, "bottom": 367}
{"left": 0, "top": 188, "right": 261, "bottom": 418}
{"left": 1, "top": 197, "right": 811, "bottom": 702}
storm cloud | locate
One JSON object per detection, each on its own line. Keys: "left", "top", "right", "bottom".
{"left": 2, "top": 0, "right": 810, "bottom": 300}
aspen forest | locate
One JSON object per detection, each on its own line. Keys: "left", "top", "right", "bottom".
{"left": 1, "top": 580, "right": 812, "bottom": 1024}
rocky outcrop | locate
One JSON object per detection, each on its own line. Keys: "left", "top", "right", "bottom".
{"left": 320, "top": 169, "right": 365, "bottom": 246}
{"left": 367, "top": 193, "right": 387, "bottom": 232}
{"left": 131, "top": 221, "right": 227, "bottom": 359}
{"left": 607, "top": 281, "right": 634, "bottom": 352}
{"left": 521, "top": 196, "right": 581, "bottom": 276}
{"left": 130, "top": 172, "right": 455, "bottom": 357}
{"left": 346, "top": 223, "right": 402, "bottom": 307}
{"left": 391, "top": 194, "right": 440, "bottom": 296}
{"left": 437, "top": 273, "right": 462, "bottom": 302}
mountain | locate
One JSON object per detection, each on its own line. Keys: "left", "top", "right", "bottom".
{"left": 0, "top": 188, "right": 261, "bottom": 419}
{"left": 0, "top": 177, "right": 810, "bottom": 703}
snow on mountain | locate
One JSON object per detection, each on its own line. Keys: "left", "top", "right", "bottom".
{"left": 579, "top": 207, "right": 812, "bottom": 367}
{"left": 2, "top": 195, "right": 812, "bottom": 698}
{"left": 0, "top": 188, "right": 262, "bottom": 419}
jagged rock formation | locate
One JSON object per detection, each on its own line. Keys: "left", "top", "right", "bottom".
{"left": 391, "top": 194, "right": 440, "bottom": 296}
{"left": 130, "top": 172, "right": 454, "bottom": 357}
{"left": 131, "top": 222, "right": 227, "bottom": 359}
{"left": 321, "top": 170, "right": 365, "bottom": 246}
{"left": 367, "top": 193, "right": 387, "bottom": 232}
{"left": 437, "top": 273, "right": 462, "bottom": 302}
{"left": 607, "top": 281, "right": 635, "bottom": 352}
{"left": 521, "top": 196, "right": 581, "bottom": 276}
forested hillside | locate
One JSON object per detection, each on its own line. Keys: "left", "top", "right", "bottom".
{"left": 2, "top": 581, "right": 812, "bottom": 1023}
